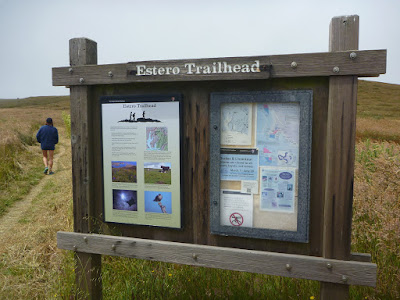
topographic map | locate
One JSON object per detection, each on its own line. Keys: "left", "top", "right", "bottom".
{"left": 256, "top": 103, "right": 300, "bottom": 167}
{"left": 221, "top": 103, "right": 252, "bottom": 145}
{"left": 146, "top": 127, "right": 168, "bottom": 151}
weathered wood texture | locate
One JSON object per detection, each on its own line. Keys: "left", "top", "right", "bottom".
{"left": 57, "top": 232, "right": 377, "bottom": 287}
{"left": 320, "top": 15, "right": 359, "bottom": 300}
{"left": 69, "top": 37, "right": 102, "bottom": 300}
{"left": 52, "top": 49, "right": 386, "bottom": 86}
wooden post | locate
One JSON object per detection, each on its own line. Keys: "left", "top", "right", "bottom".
{"left": 69, "top": 37, "right": 102, "bottom": 299}
{"left": 320, "top": 15, "right": 359, "bottom": 299}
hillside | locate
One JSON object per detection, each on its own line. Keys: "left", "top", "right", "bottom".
{"left": 358, "top": 80, "right": 400, "bottom": 119}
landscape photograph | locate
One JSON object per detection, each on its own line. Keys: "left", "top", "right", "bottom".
{"left": 111, "top": 161, "right": 137, "bottom": 183}
{"left": 144, "top": 162, "right": 172, "bottom": 185}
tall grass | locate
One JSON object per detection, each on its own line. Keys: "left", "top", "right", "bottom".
{"left": 1, "top": 83, "right": 400, "bottom": 299}
{"left": 62, "top": 111, "right": 71, "bottom": 138}
{"left": 0, "top": 97, "right": 70, "bottom": 215}
{"left": 352, "top": 140, "right": 400, "bottom": 299}
{"left": 0, "top": 122, "right": 43, "bottom": 215}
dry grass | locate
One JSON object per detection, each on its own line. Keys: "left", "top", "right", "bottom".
{"left": 352, "top": 141, "right": 400, "bottom": 298}
{"left": 357, "top": 118, "right": 400, "bottom": 143}
{"left": 0, "top": 124, "right": 74, "bottom": 299}
{"left": 0, "top": 80, "right": 399, "bottom": 299}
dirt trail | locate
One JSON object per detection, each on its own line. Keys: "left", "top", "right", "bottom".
{"left": 0, "top": 143, "right": 66, "bottom": 236}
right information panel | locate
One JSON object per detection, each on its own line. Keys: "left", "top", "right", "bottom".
{"left": 210, "top": 91, "right": 312, "bottom": 242}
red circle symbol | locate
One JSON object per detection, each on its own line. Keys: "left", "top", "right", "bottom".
{"left": 229, "top": 212, "right": 244, "bottom": 226}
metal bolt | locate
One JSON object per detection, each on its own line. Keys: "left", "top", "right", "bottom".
{"left": 83, "top": 236, "right": 88, "bottom": 243}
{"left": 341, "top": 275, "right": 348, "bottom": 283}
{"left": 213, "top": 201, "right": 218, "bottom": 205}
{"left": 68, "top": 68, "right": 73, "bottom": 74}
{"left": 73, "top": 245, "right": 77, "bottom": 251}
{"left": 111, "top": 244, "right": 116, "bottom": 251}
{"left": 285, "top": 264, "right": 292, "bottom": 271}
{"left": 326, "top": 263, "right": 332, "bottom": 269}
{"left": 333, "top": 66, "right": 340, "bottom": 73}
{"left": 213, "top": 125, "right": 218, "bottom": 130}
{"left": 290, "top": 61, "right": 298, "bottom": 69}
{"left": 79, "top": 78, "right": 85, "bottom": 84}
{"left": 108, "top": 71, "right": 113, "bottom": 77}
{"left": 350, "top": 52, "right": 357, "bottom": 60}
{"left": 192, "top": 253, "right": 198, "bottom": 260}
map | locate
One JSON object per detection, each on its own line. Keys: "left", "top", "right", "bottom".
{"left": 256, "top": 103, "right": 300, "bottom": 167}
{"left": 146, "top": 127, "right": 168, "bottom": 151}
{"left": 221, "top": 103, "right": 252, "bottom": 145}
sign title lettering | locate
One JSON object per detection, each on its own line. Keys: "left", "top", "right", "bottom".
{"left": 136, "top": 60, "right": 260, "bottom": 76}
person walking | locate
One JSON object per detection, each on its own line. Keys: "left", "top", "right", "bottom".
{"left": 36, "top": 117, "right": 59, "bottom": 175}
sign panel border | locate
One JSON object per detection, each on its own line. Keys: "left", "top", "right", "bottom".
{"left": 210, "top": 90, "right": 313, "bottom": 242}
{"left": 100, "top": 94, "right": 184, "bottom": 229}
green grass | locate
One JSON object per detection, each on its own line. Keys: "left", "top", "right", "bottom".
{"left": 0, "top": 96, "right": 69, "bottom": 109}
{"left": 100, "top": 257, "right": 319, "bottom": 300}
{"left": 0, "top": 127, "right": 44, "bottom": 217}
{"left": 144, "top": 169, "right": 171, "bottom": 184}
{"left": 357, "top": 80, "right": 400, "bottom": 119}
{"left": 62, "top": 111, "right": 71, "bottom": 138}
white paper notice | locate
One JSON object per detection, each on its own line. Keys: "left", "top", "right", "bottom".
{"left": 241, "top": 180, "right": 259, "bottom": 194}
{"left": 221, "top": 103, "right": 252, "bottom": 145}
{"left": 260, "top": 167, "right": 296, "bottom": 213}
{"left": 220, "top": 190, "right": 253, "bottom": 227}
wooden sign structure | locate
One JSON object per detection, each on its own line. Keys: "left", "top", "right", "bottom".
{"left": 54, "top": 15, "right": 386, "bottom": 299}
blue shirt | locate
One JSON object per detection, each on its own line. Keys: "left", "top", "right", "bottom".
{"left": 36, "top": 125, "right": 59, "bottom": 150}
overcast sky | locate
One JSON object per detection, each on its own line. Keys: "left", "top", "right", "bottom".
{"left": 0, "top": 0, "right": 398, "bottom": 99}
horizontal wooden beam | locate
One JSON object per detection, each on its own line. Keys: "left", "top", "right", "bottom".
{"left": 350, "top": 252, "right": 372, "bottom": 263}
{"left": 52, "top": 50, "right": 386, "bottom": 86}
{"left": 57, "top": 231, "right": 377, "bottom": 287}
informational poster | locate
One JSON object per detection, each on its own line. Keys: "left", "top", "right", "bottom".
{"left": 260, "top": 167, "right": 296, "bottom": 212}
{"left": 220, "top": 148, "right": 258, "bottom": 181}
{"left": 221, "top": 103, "right": 252, "bottom": 145}
{"left": 218, "top": 102, "right": 300, "bottom": 230}
{"left": 210, "top": 90, "right": 312, "bottom": 242}
{"left": 101, "top": 95, "right": 182, "bottom": 228}
{"left": 220, "top": 190, "right": 253, "bottom": 228}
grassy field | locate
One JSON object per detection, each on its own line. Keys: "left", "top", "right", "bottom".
{"left": 145, "top": 168, "right": 172, "bottom": 184}
{"left": 0, "top": 96, "right": 70, "bottom": 216}
{"left": 0, "top": 80, "right": 399, "bottom": 299}
{"left": 112, "top": 164, "right": 137, "bottom": 183}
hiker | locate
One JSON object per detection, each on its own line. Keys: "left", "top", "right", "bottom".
{"left": 36, "top": 117, "right": 59, "bottom": 175}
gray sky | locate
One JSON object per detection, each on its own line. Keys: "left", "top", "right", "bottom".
{"left": 0, "top": 0, "right": 398, "bottom": 99}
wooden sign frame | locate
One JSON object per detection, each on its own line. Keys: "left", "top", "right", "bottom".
{"left": 54, "top": 15, "right": 386, "bottom": 300}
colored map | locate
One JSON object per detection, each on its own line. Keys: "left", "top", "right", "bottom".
{"left": 256, "top": 103, "right": 300, "bottom": 167}
{"left": 146, "top": 127, "right": 168, "bottom": 151}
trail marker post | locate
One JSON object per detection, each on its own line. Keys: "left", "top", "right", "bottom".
{"left": 54, "top": 15, "right": 386, "bottom": 299}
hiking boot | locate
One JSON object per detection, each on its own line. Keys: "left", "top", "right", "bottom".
{"left": 48, "top": 171, "right": 54, "bottom": 175}
{"left": 44, "top": 167, "right": 48, "bottom": 174}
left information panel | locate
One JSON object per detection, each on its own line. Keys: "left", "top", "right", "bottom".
{"left": 101, "top": 95, "right": 182, "bottom": 228}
